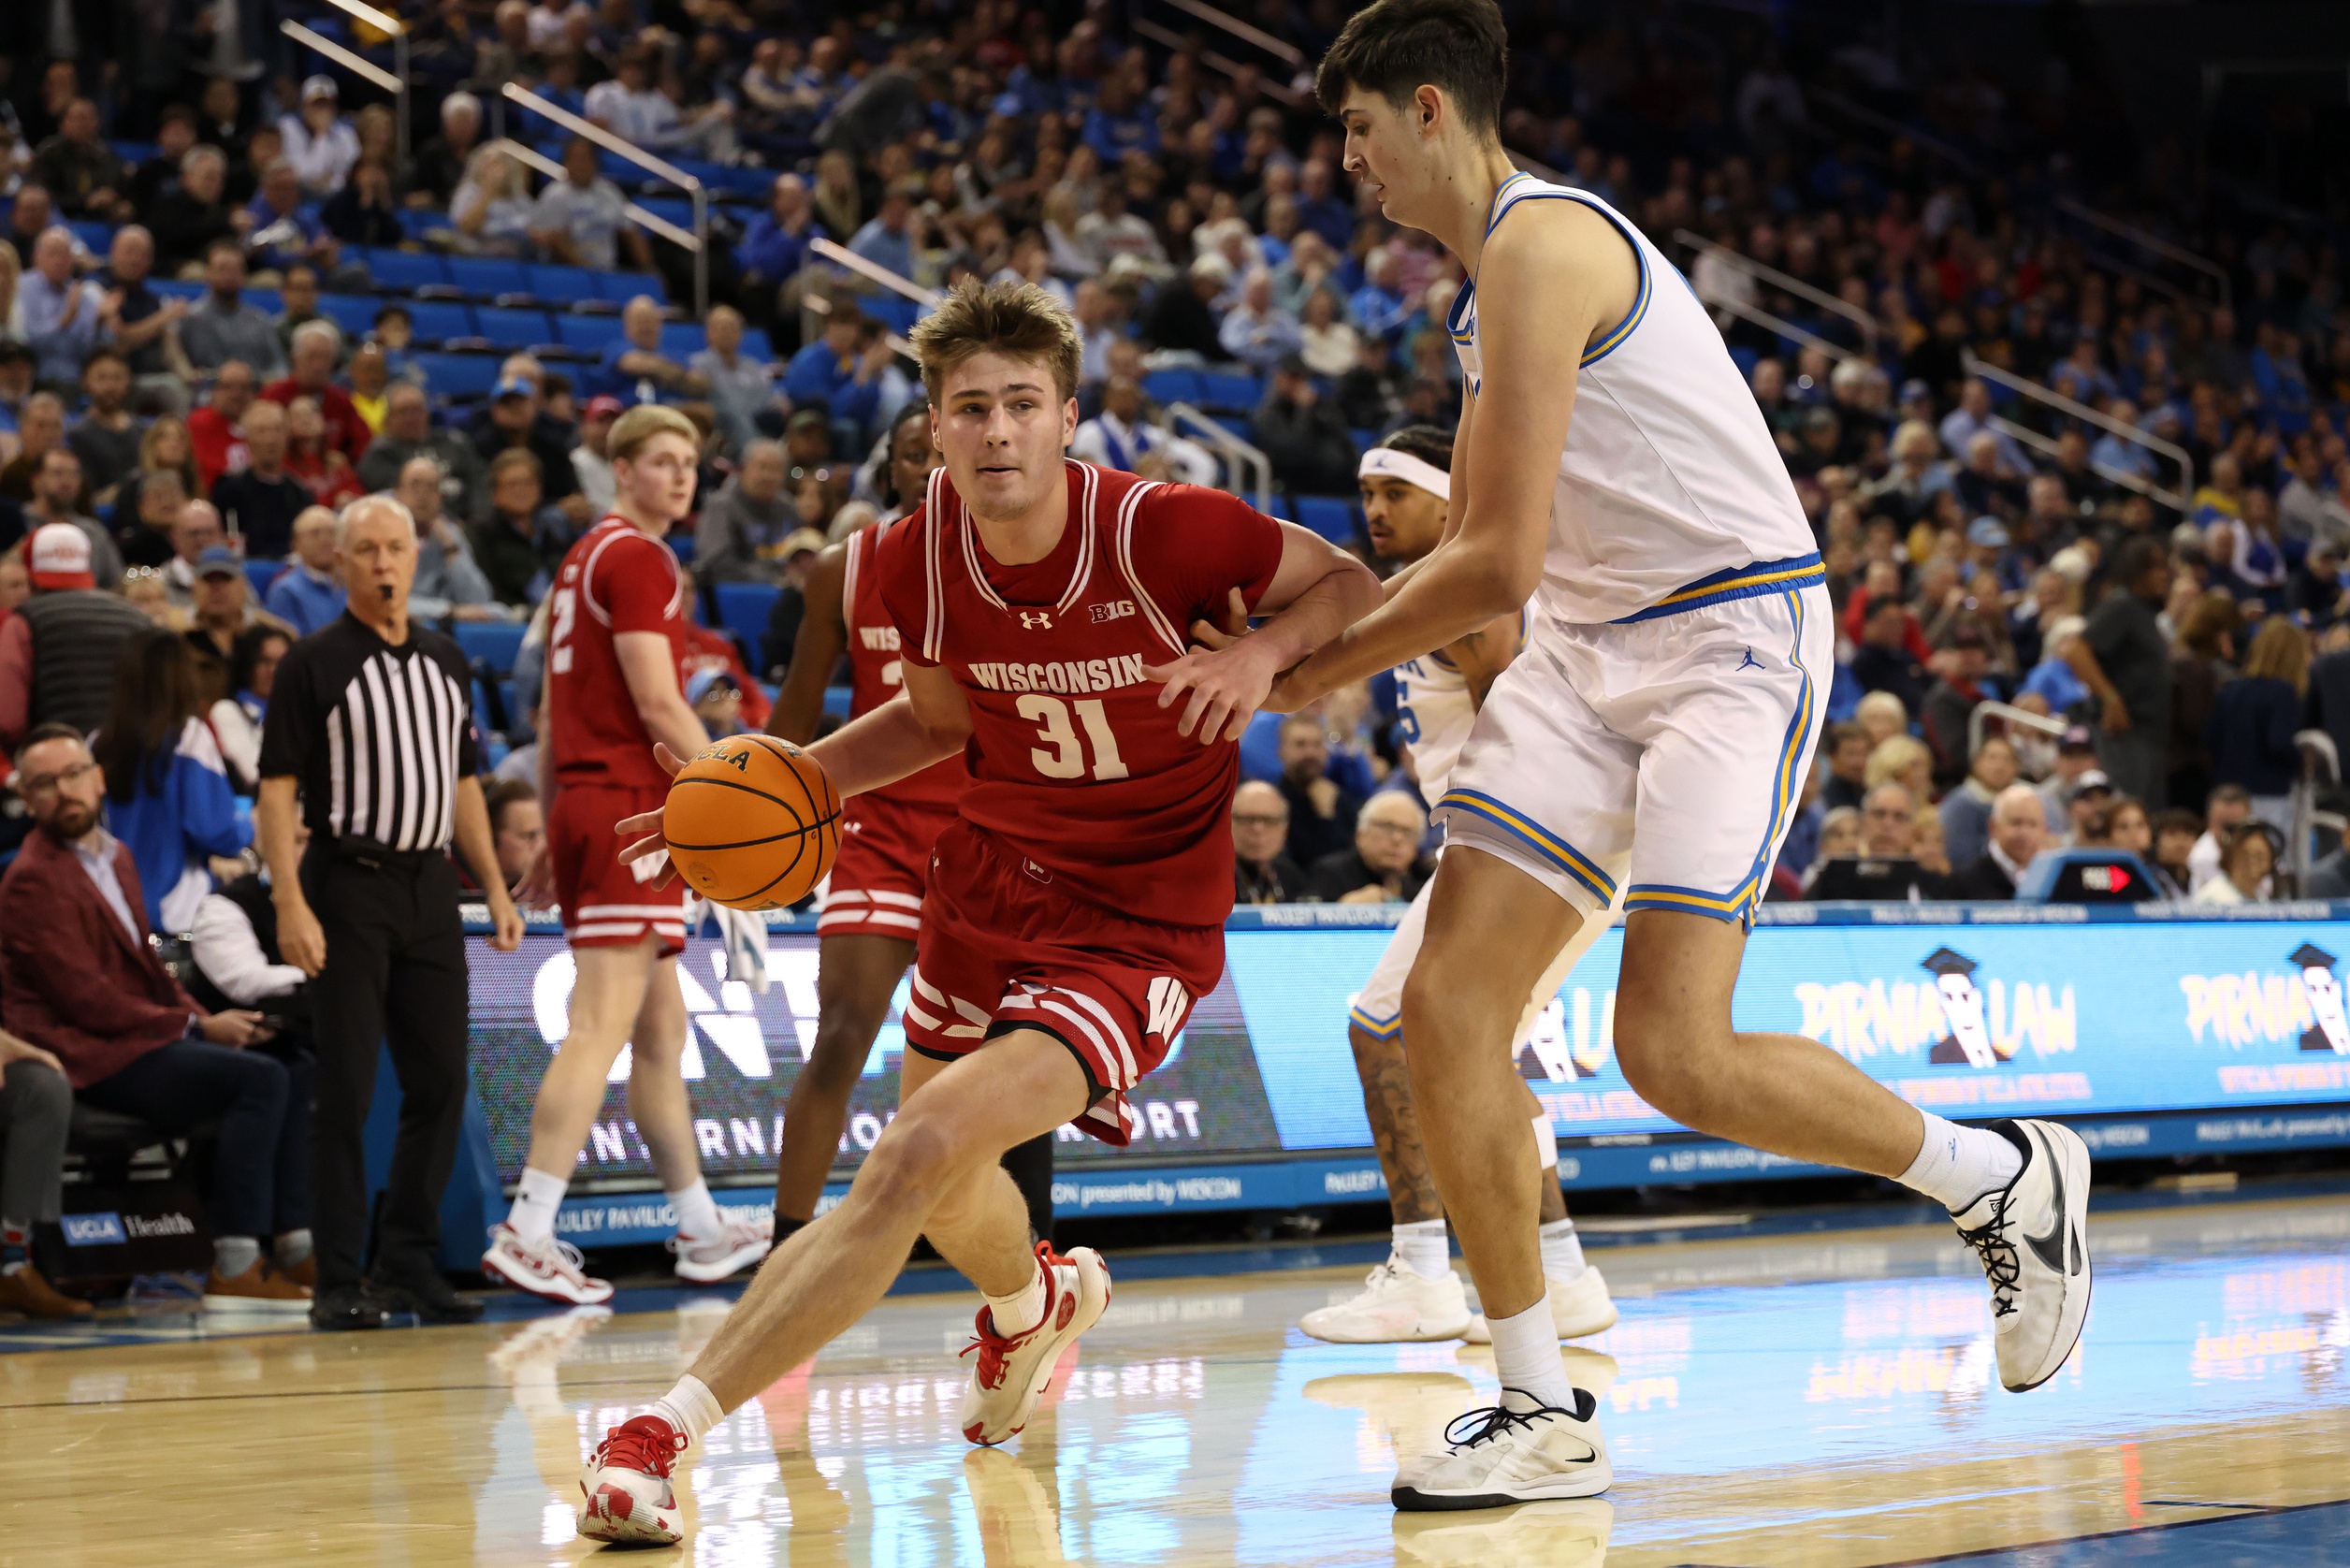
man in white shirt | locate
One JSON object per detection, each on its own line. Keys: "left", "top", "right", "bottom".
{"left": 529, "top": 138, "right": 650, "bottom": 273}
{"left": 1069, "top": 375, "right": 1217, "bottom": 486}
{"left": 280, "top": 77, "right": 360, "bottom": 199}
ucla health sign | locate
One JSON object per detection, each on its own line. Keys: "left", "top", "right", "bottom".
{"left": 462, "top": 907, "right": 2350, "bottom": 1190}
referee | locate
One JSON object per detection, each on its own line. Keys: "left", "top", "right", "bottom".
{"left": 255, "top": 494, "right": 524, "bottom": 1330}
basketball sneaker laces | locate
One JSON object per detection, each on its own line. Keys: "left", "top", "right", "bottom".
{"left": 1441, "top": 1393, "right": 1560, "bottom": 1451}
{"left": 592, "top": 1416, "right": 688, "bottom": 1479}
{"left": 1955, "top": 1192, "right": 2022, "bottom": 1318}
{"left": 958, "top": 1241, "right": 1064, "bottom": 1391}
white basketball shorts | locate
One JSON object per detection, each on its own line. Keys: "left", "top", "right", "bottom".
{"left": 1434, "top": 581, "right": 1832, "bottom": 927}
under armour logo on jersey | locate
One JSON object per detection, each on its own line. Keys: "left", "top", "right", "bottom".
{"left": 1737, "top": 647, "right": 1766, "bottom": 671}
{"left": 1090, "top": 599, "right": 1137, "bottom": 624}
{"left": 1019, "top": 610, "right": 1053, "bottom": 630}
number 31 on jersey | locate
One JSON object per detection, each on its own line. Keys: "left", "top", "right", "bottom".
{"left": 1018, "top": 695, "right": 1127, "bottom": 780}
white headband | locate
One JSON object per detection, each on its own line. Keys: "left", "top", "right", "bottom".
{"left": 1358, "top": 446, "right": 1451, "bottom": 502}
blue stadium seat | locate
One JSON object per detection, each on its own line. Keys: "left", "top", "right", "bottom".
{"left": 1728, "top": 343, "right": 1761, "bottom": 382}
{"left": 863, "top": 294, "right": 920, "bottom": 333}
{"left": 1292, "top": 496, "right": 1358, "bottom": 545}
{"left": 1211, "top": 414, "right": 1254, "bottom": 444}
{"left": 528, "top": 263, "right": 602, "bottom": 302}
{"left": 443, "top": 256, "right": 533, "bottom": 299}
{"left": 454, "top": 621, "right": 527, "bottom": 673}
{"left": 239, "top": 287, "right": 282, "bottom": 316}
{"left": 243, "top": 560, "right": 282, "bottom": 600}
{"left": 1197, "top": 371, "right": 1262, "bottom": 413}
{"left": 635, "top": 196, "right": 695, "bottom": 232}
{"left": 316, "top": 293, "right": 380, "bottom": 338}
{"left": 474, "top": 307, "right": 556, "bottom": 349}
{"left": 822, "top": 685, "right": 850, "bottom": 719}
{"left": 397, "top": 209, "right": 444, "bottom": 243}
{"left": 413, "top": 353, "right": 501, "bottom": 399}
{"left": 594, "top": 269, "right": 668, "bottom": 305}
{"left": 659, "top": 323, "right": 706, "bottom": 360}
{"left": 361, "top": 248, "right": 449, "bottom": 291}
{"left": 740, "top": 327, "right": 774, "bottom": 362}
{"left": 713, "top": 583, "right": 780, "bottom": 662}
{"left": 67, "top": 220, "right": 118, "bottom": 255}
{"left": 406, "top": 300, "right": 476, "bottom": 342}
{"left": 1142, "top": 369, "right": 1202, "bottom": 407}
{"left": 557, "top": 314, "right": 626, "bottom": 354}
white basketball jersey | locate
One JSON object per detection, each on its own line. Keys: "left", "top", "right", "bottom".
{"left": 1395, "top": 648, "right": 1476, "bottom": 806}
{"left": 1449, "top": 174, "right": 1820, "bottom": 626}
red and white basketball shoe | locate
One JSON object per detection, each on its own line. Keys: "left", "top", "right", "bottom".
{"left": 481, "top": 1224, "right": 615, "bottom": 1306}
{"left": 958, "top": 1241, "right": 1111, "bottom": 1446}
{"left": 577, "top": 1414, "right": 689, "bottom": 1546}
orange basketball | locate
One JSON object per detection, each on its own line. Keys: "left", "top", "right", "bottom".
{"left": 662, "top": 734, "right": 842, "bottom": 910}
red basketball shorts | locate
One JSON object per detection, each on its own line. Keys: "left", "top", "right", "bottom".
{"left": 816, "top": 791, "right": 957, "bottom": 941}
{"left": 550, "top": 781, "right": 688, "bottom": 956}
{"left": 904, "top": 821, "right": 1225, "bottom": 1146}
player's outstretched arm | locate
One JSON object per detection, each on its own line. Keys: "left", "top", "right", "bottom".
{"left": 806, "top": 660, "right": 973, "bottom": 795}
{"left": 1267, "top": 202, "right": 1635, "bottom": 710}
{"left": 767, "top": 543, "right": 849, "bottom": 745}
{"left": 1149, "top": 520, "right": 1381, "bottom": 743}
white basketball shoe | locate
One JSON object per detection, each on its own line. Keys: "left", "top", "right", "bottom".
{"left": 1300, "top": 1260, "right": 1473, "bottom": 1343}
{"left": 670, "top": 1211, "right": 774, "bottom": 1284}
{"left": 1950, "top": 1118, "right": 2093, "bottom": 1391}
{"left": 1393, "top": 1388, "right": 1613, "bottom": 1511}
{"left": 959, "top": 1241, "right": 1110, "bottom": 1446}
{"left": 577, "top": 1414, "right": 689, "bottom": 1546}
{"left": 480, "top": 1223, "right": 614, "bottom": 1306}
{"left": 1461, "top": 1266, "right": 1617, "bottom": 1343}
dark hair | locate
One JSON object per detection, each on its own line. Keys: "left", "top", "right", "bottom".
{"left": 373, "top": 302, "right": 412, "bottom": 327}
{"left": 485, "top": 777, "right": 539, "bottom": 836}
{"left": 2153, "top": 807, "right": 2202, "bottom": 842}
{"left": 543, "top": 370, "right": 573, "bottom": 399}
{"left": 878, "top": 400, "right": 933, "bottom": 511}
{"left": 1828, "top": 721, "right": 1868, "bottom": 752}
{"left": 2112, "top": 536, "right": 2168, "bottom": 590}
{"left": 1314, "top": 0, "right": 1508, "bottom": 141}
{"left": 82, "top": 346, "right": 128, "bottom": 376}
{"left": 229, "top": 622, "right": 292, "bottom": 696}
{"left": 1380, "top": 424, "right": 1453, "bottom": 473}
{"left": 94, "top": 631, "right": 206, "bottom": 806}
{"left": 11, "top": 720, "right": 85, "bottom": 771}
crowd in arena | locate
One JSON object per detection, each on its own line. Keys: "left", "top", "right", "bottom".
{"left": 0, "top": 0, "right": 2344, "bottom": 1314}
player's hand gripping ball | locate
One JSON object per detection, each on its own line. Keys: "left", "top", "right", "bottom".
{"left": 662, "top": 735, "right": 842, "bottom": 909}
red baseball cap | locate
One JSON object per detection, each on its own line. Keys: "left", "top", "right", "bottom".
{"left": 29, "top": 522, "right": 94, "bottom": 590}
{"left": 585, "top": 395, "right": 627, "bottom": 420}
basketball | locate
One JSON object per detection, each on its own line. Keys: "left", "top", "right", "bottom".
{"left": 662, "top": 734, "right": 842, "bottom": 910}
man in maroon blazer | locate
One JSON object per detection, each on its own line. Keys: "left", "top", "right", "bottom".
{"left": 0, "top": 723, "right": 312, "bottom": 1311}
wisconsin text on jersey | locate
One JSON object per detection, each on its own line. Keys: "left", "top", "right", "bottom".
{"left": 965, "top": 654, "right": 1153, "bottom": 694}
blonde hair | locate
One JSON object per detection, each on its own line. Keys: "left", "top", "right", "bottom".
{"left": 607, "top": 403, "right": 700, "bottom": 464}
{"left": 1854, "top": 690, "right": 1908, "bottom": 733}
{"left": 2241, "top": 617, "right": 2312, "bottom": 695}
{"left": 1864, "top": 733, "right": 1932, "bottom": 791}
{"left": 907, "top": 279, "right": 1083, "bottom": 405}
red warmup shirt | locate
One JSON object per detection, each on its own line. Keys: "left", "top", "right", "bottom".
{"left": 546, "top": 515, "right": 690, "bottom": 790}
{"left": 261, "top": 377, "right": 371, "bottom": 466}
{"left": 677, "top": 620, "right": 772, "bottom": 732}
{"left": 842, "top": 516, "right": 966, "bottom": 813}
{"left": 873, "top": 460, "right": 1284, "bottom": 928}
{"left": 188, "top": 405, "right": 248, "bottom": 493}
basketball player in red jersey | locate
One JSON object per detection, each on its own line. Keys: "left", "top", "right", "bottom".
{"left": 488, "top": 404, "right": 773, "bottom": 1307}
{"left": 762, "top": 408, "right": 1058, "bottom": 1244}
{"left": 576, "top": 281, "right": 1380, "bottom": 1546}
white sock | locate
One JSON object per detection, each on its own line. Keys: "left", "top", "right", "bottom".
{"left": 1538, "top": 1218, "right": 1586, "bottom": 1282}
{"left": 507, "top": 1168, "right": 569, "bottom": 1246}
{"left": 651, "top": 1374, "right": 724, "bottom": 1447}
{"left": 1391, "top": 1218, "right": 1451, "bottom": 1281}
{"left": 668, "top": 1179, "right": 724, "bottom": 1240}
{"left": 1899, "top": 1113, "right": 2025, "bottom": 1212}
{"left": 1487, "top": 1293, "right": 1580, "bottom": 1412}
{"left": 984, "top": 1252, "right": 1049, "bottom": 1336}
{"left": 213, "top": 1236, "right": 259, "bottom": 1278}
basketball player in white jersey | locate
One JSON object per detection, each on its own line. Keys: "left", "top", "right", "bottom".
{"left": 1297, "top": 428, "right": 1619, "bottom": 1347}
{"left": 1268, "top": 0, "right": 2094, "bottom": 1510}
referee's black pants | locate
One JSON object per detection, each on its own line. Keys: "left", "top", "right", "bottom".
{"left": 304, "top": 845, "right": 471, "bottom": 1293}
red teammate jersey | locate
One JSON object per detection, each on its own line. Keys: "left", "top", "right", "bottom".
{"left": 873, "top": 460, "right": 1284, "bottom": 928}
{"left": 545, "top": 515, "right": 690, "bottom": 790}
{"left": 843, "top": 518, "right": 966, "bottom": 812}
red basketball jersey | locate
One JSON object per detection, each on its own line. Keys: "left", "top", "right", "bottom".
{"left": 843, "top": 519, "right": 966, "bottom": 813}
{"left": 545, "top": 515, "right": 690, "bottom": 791}
{"left": 873, "top": 461, "right": 1284, "bottom": 928}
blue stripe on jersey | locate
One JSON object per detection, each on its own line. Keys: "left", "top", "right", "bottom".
{"left": 1613, "top": 553, "right": 1826, "bottom": 624}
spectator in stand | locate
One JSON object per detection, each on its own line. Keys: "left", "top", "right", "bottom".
{"left": 1307, "top": 791, "right": 1432, "bottom": 905}
{"left": 190, "top": 359, "right": 258, "bottom": 491}
{"left": 570, "top": 395, "right": 621, "bottom": 518}
{"left": 1855, "top": 689, "right": 1908, "bottom": 752}
{"left": 185, "top": 545, "right": 291, "bottom": 704}
{"left": 1140, "top": 253, "right": 1231, "bottom": 360}
{"left": 210, "top": 400, "right": 310, "bottom": 559}
{"left": 1818, "top": 721, "right": 1872, "bottom": 813}
{"left": 1071, "top": 374, "right": 1216, "bottom": 486}
{"left": 149, "top": 147, "right": 241, "bottom": 278}
{"left": 472, "top": 448, "right": 572, "bottom": 606}
{"left": 404, "top": 92, "right": 484, "bottom": 211}
{"left": 19, "top": 230, "right": 104, "bottom": 390}
{"left": 469, "top": 374, "right": 584, "bottom": 520}
{"left": 31, "top": 99, "right": 135, "bottom": 223}
{"left": 0, "top": 1020, "right": 84, "bottom": 1319}
{"left": 93, "top": 630, "right": 253, "bottom": 933}
{"left": 113, "top": 415, "right": 202, "bottom": 553}
{"left": 533, "top": 138, "right": 646, "bottom": 276}
{"left": 243, "top": 157, "right": 341, "bottom": 278}
{"left": 692, "top": 307, "right": 781, "bottom": 458}
{"left": 2016, "top": 613, "right": 2090, "bottom": 715}
{"left": 1865, "top": 732, "right": 1936, "bottom": 808}
{"left": 397, "top": 457, "right": 500, "bottom": 625}
{"left": 181, "top": 245, "right": 287, "bottom": 381}
{"left": 2067, "top": 538, "right": 2173, "bottom": 808}
{"left": 1256, "top": 357, "right": 1356, "bottom": 497}
{"left": 264, "top": 323, "right": 370, "bottom": 467}
{"left": 2147, "top": 808, "right": 2199, "bottom": 899}
{"left": 0, "top": 395, "right": 75, "bottom": 505}
{"left": 160, "top": 501, "right": 225, "bottom": 610}
{"left": 211, "top": 624, "right": 290, "bottom": 794}
{"left": 1921, "top": 623, "right": 1993, "bottom": 788}
{"left": 0, "top": 723, "right": 308, "bottom": 1311}
{"left": 116, "top": 468, "right": 188, "bottom": 572}
{"left": 2195, "top": 820, "right": 2282, "bottom": 907}
{"left": 2167, "top": 590, "right": 2241, "bottom": 810}
{"left": 271, "top": 267, "right": 342, "bottom": 368}
{"left": 281, "top": 78, "right": 360, "bottom": 199}
{"left": 2207, "top": 618, "right": 2310, "bottom": 834}
{"left": 67, "top": 351, "right": 145, "bottom": 507}
{"left": 735, "top": 173, "right": 821, "bottom": 331}
{"left": 2060, "top": 770, "right": 2114, "bottom": 848}
{"left": 1275, "top": 712, "right": 1361, "bottom": 869}
{"left": 282, "top": 398, "right": 365, "bottom": 510}
{"left": 1219, "top": 268, "right": 1303, "bottom": 372}
{"left": 25, "top": 449, "right": 123, "bottom": 589}
{"left": 486, "top": 779, "right": 544, "bottom": 889}
{"left": 694, "top": 441, "right": 800, "bottom": 584}
{"left": 781, "top": 305, "right": 888, "bottom": 445}
{"left": 1912, "top": 804, "right": 1951, "bottom": 878}
{"left": 1939, "top": 733, "right": 2020, "bottom": 870}
{"left": 2286, "top": 540, "right": 2347, "bottom": 624}
{"left": 602, "top": 296, "right": 710, "bottom": 405}
{"left": 344, "top": 344, "right": 392, "bottom": 438}
{"left": 1851, "top": 593, "right": 1931, "bottom": 715}
{"left": 1945, "top": 783, "right": 2048, "bottom": 900}
{"left": 0, "top": 342, "right": 36, "bottom": 439}
{"left": 0, "top": 524, "right": 154, "bottom": 752}
{"left": 2187, "top": 784, "right": 2255, "bottom": 894}
{"left": 358, "top": 385, "right": 487, "bottom": 526}
{"left": 1232, "top": 780, "right": 1304, "bottom": 905}
{"left": 96, "top": 226, "right": 193, "bottom": 414}
{"left": 322, "top": 160, "right": 404, "bottom": 250}
{"left": 264, "top": 508, "right": 347, "bottom": 637}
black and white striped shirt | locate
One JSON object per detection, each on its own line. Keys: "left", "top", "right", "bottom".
{"left": 259, "top": 611, "right": 483, "bottom": 852}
